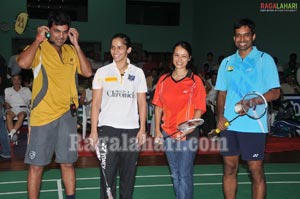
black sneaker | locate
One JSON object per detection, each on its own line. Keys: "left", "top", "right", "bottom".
{"left": 0, "top": 153, "right": 11, "bottom": 160}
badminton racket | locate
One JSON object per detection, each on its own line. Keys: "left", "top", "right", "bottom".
{"left": 94, "top": 140, "right": 114, "bottom": 199}
{"left": 14, "top": 12, "right": 30, "bottom": 34}
{"left": 14, "top": 12, "right": 50, "bottom": 38}
{"left": 155, "top": 118, "right": 204, "bottom": 143}
{"left": 208, "top": 91, "right": 267, "bottom": 139}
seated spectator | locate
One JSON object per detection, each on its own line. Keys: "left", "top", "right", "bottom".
{"left": 146, "top": 68, "right": 159, "bottom": 92}
{"left": 79, "top": 77, "right": 93, "bottom": 116}
{"left": 0, "top": 54, "right": 11, "bottom": 159}
{"left": 273, "top": 56, "right": 284, "bottom": 73}
{"left": 283, "top": 53, "right": 300, "bottom": 71}
{"left": 206, "top": 70, "right": 218, "bottom": 109}
{"left": 138, "top": 50, "right": 157, "bottom": 76}
{"left": 4, "top": 74, "right": 31, "bottom": 141}
{"left": 198, "top": 72, "right": 217, "bottom": 136}
{"left": 211, "top": 55, "right": 225, "bottom": 71}
{"left": 284, "top": 60, "right": 298, "bottom": 78}
{"left": 20, "top": 69, "right": 34, "bottom": 90}
{"left": 280, "top": 73, "right": 300, "bottom": 94}
{"left": 7, "top": 49, "right": 23, "bottom": 77}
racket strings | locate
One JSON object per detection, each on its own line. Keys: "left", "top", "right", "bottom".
{"left": 208, "top": 92, "right": 267, "bottom": 139}
{"left": 164, "top": 119, "right": 204, "bottom": 139}
{"left": 241, "top": 94, "right": 267, "bottom": 119}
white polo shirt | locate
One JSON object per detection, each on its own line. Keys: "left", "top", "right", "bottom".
{"left": 5, "top": 86, "right": 31, "bottom": 108}
{"left": 93, "top": 59, "right": 147, "bottom": 129}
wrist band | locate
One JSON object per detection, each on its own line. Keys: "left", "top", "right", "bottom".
{"left": 35, "top": 35, "right": 44, "bottom": 43}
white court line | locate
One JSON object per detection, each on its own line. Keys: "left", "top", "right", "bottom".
{"left": 135, "top": 172, "right": 300, "bottom": 178}
{"left": 57, "top": 179, "right": 63, "bottom": 199}
{"left": 1, "top": 171, "right": 300, "bottom": 185}
{"left": 1, "top": 181, "right": 300, "bottom": 195}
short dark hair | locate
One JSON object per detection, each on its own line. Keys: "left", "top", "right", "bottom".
{"left": 233, "top": 18, "right": 256, "bottom": 34}
{"left": 111, "top": 33, "right": 132, "bottom": 49}
{"left": 48, "top": 11, "right": 71, "bottom": 28}
{"left": 11, "top": 74, "right": 22, "bottom": 79}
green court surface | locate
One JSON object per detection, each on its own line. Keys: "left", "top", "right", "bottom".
{"left": 0, "top": 163, "right": 299, "bottom": 199}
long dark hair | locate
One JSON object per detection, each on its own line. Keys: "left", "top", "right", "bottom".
{"left": 170, "top": 41, "right": 192, "bottom": 70}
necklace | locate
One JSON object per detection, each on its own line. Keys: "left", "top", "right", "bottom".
{"left": 118, "top": 62, "right": 128, "bottom": 76}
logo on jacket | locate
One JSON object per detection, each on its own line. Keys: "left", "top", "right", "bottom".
{"left": 128, "top": 74, "right": 135, "bottom": 81}
{"left": 227, "top": 66, "right": 234, "bottom": 72}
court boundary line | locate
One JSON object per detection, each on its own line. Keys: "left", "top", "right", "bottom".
{"left": 1, "top": 169, "right": 300, "bottom": 196}
{"left": 57, "top": 179, "right": 63, "bottom": 199}
{"left": 1, "top": 181, "right": 300, "bottom": 196}
{"left": 1, "top": 171, "right": 300, "bottom": 184}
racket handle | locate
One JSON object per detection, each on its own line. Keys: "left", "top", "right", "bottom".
{"left": 215, "top": 122, "right": 230, "bottom": 134}
{"left": 215, "top": 128, "right": 221, "bottom": 134}
{"left": 224, "top": 121, "right": 230, "bottom": 127}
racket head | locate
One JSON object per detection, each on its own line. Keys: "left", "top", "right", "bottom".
{"left": 177, "top": 118, "right": 204, "bottom": 132}
{"left": 241, "top": 91, "right": 267, "bottom": 119}
{"left": 14, "top": 12, "right": 29, "bottom": 34}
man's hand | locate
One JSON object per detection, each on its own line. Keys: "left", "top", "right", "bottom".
{"left": 68, "top": 28, "right": 79, "bottom": 46}
{"left": 36, "top": 26, "right": 50, "bottom": 43}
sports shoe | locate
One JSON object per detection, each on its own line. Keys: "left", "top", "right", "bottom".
{"left": 8, "top": 129, "right": 18, "bottom": 142}
{"left": 0, "top": 153, "right": 11, "bottom": 159}
{"left": 12, "top": 132, "right": 19, "bottom": 142}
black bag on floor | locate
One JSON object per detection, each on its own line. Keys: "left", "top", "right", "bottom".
{"left": 271, "top": 119, "right": 300, "bottom": 138}
{"left": 274, "top": 100, "right": 295, "bottom": 120}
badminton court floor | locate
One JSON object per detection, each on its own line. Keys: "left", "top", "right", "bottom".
{"left": 0, "top": 163, "right": 299, "bottom": 199}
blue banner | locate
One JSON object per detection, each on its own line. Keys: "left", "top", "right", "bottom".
{"left": 283, "top": 94, "right": 300, "bottom": 117}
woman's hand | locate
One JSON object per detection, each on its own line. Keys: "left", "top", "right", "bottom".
{"left": 87, "top": 129, "right": 98, "bottom": 150}
{"left": 154, "top": 130, "right": 164, "bottom": 145}
{"left": 136, "top": 130, "right": 146, "bottom": 147}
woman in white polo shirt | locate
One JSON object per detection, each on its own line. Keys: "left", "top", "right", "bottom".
{"left": 89, "top": 33, "right": 147, "bottom": 199}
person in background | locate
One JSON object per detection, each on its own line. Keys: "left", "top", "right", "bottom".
{"left": 17, "top": 11, "right": 92, "bottom": 199}
{"left": 0, "top": 54, "right": 11, "bottom": 160}
{"left": 211, "top": 55, "right": 225, "bottom": 72}
{"left": 215, "top": 18, "right": 280, "bottom": 199}
{"left": 79, "top": 76, "right": 93, "bottom": 116}
{"left": 283, "top": 53, "right": 300, "bottom": 72}
{"left": 152, "top": 41, "right": 206, "bottom": 199}
{"left": 273, "top": 56, "right": 284, "bottom": 74}
{"left": 146, "top": 68, "right": 159, "bottom": 92}
{"left": 102, "top": 51, "right": 113, "bottom": 66}
{"left": 4, "top": 74, "right": 31, "bottom": 142}
{"left": 89, "top": 33, "right": 147, "bottom": 199}
{"left": 280, "top": 73, "right": 300, "bottom": 94}
{"left": 8, "top": 49, "right": 23, "bottom": 77}
{"left": 200, "top": 70, "right": 218, "bottom": 136}
{"left": 198, "top": 52, "right": 216, "bottom": 74}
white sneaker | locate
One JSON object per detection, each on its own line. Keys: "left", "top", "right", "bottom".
{"left": 12, "top": 133, "right": 18, "bottom": 142}
{"left": 8, "top": 129, "right": 18, "bottom": 142}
